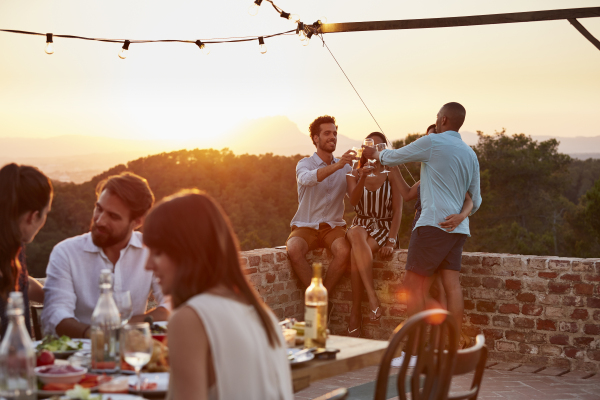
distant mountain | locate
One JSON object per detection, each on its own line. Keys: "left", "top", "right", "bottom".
{"left": 1, "top": 116, "right": 598, "bottom": 183}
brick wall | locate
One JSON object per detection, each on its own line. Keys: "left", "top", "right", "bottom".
{"left": 241, "top": 248, "right": 600, "bottom": 372}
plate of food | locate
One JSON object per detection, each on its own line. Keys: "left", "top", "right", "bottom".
{"left": 34, "top": 335, "right": 91, "bottom": 359}
{"left": 36, "top": 367, "right": 107, "bottom": 397}
{"left": 121, "top": 338, "right": 169, "bottom": 374}
{"left": 128, "top": 372, "right": 169, "bottom": 396}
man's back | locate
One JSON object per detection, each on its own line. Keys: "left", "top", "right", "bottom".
{"left": 380, "top": 130, "right": 481, "bottom": 235}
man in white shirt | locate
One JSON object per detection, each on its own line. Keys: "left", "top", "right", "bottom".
{"left": 42, "top": 172, "right": 169, "bottom": 338}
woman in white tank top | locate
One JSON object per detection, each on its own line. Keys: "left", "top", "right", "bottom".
{"left": 143, "top": 190, "right": 293, "bottom": 400}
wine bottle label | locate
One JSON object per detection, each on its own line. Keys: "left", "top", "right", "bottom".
{"left": 304, "top": 305, "right": 318, "bottom": 339}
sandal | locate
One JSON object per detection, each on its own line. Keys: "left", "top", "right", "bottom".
{"left": 347, "top": 320, "right": 362, "bottom": 338}
{"left": 370, "top": 306, "right": 382, "bottom": 321}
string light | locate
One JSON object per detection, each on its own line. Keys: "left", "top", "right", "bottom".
{"left": 45, "top": 33, "right": 54, "bottom": 54}
{"left": 248, "top": 0, "right": 263, "bottom": 16}
{"left": 195, "top": 40, "right": 210, "bottom": 55}
{"left": 118, "top": 40, "right": 130, "bottom": 59}
{"left": 280, "top": 11, "right": 300, "bottom": 23}
{"left": 258, "top": 36, "right": 267, "bottom": 54}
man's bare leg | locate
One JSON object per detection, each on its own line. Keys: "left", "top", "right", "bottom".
{"left": 286, "top": 237, "right": 312, "bottom": 288}
{"left": 403, "top": 270, "right": 429, "bottom": 318}
{"left": 323, "top": 237, "right": 350, "bottom": 293}
{"left": 440, "top": 269, "right": 464, "bottom": 342}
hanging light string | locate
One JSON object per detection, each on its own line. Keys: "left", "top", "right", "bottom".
{"left": 0, "top": 28, "right": 296, "bottom": 45}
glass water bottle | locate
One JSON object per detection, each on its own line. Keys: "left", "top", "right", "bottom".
{"left": 0, "top": 292, "right": 37, "bottom": 400}
{"left": 90, "top": 269, "right": 122, "bottom": 373}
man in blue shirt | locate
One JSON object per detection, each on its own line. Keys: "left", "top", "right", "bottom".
{"left": 363, "top": 102, "right": 482, "bottom": 340}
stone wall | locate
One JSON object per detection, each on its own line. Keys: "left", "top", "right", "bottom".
{"left": 241, "top": 248, "right": 600, "bottom": 372}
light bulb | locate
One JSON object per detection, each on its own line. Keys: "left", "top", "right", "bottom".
{"left": 195, "top": 40, "right": 210, "bottom": 55}
{"left": 258, "top": 37, "right": 267, "bottom": 54}
{"left": 248, "top": 0, "right": 262, "bottom": 16}
{"left": 119, "top": 40, "right": 130, "bottom": 59}
{"left": 45, "top": 33, "right": 54, "bottom": 54}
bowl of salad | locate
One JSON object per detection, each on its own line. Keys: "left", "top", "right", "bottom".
{"left": 34, "top": 335, "right": 90, "bottom": 359}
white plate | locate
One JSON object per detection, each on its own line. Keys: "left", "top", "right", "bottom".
{"left": 34, "top": 338, "right": 91, "bottom": 358}
{"left": 287, "top": 348, "right": 315, "bottom": 366}
{"left": 128, "top": 372, "right": 169, "bottom": 395}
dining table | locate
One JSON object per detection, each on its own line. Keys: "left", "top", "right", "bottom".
{"left": 291, "top": 334, "right": 389, "bottom": 393}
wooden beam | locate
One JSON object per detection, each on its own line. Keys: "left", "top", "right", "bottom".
{"left": 320, "top": 7, "right": 600, "bottom": 33}
{"left": 569, "top": 19, "right": 600, "bottom": 51}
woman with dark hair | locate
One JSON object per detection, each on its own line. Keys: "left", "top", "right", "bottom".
{"left": 143, "top": 189, "right": 293, "bottom": 400}
{"left": 0, "top": 163, "right": 53, "bottom": 338}
{"left": 345, "top": 132, "right": 404, "bottom": 336}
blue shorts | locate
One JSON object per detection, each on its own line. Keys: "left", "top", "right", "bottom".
{"left": 406, "top": 226, "right": 467, "bottom": 277}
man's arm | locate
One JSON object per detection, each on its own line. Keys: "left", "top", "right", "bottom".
{"left": 129, "top": 306, "right": 170, "bottom": 323}
{"left": 468, "top": 158, "right": 482, "bottom": 215}
{"left": 363, "top": 136, "right": 432, "bottom": 166}
{"left": 41, "top": 246, "right": 80, "bottom": 337}
{"left": 56, "top": 318, "right": 91, "bottom": 338}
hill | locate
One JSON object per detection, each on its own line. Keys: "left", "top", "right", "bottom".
{"left": 3, "top": 116, "right": 599, "bottom": 183}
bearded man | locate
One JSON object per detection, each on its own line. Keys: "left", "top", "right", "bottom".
{"left": 286, "top": 115, "right": 355, "bottom": 296}
{"left": 42, "top": 172, "right": 169, "bottom": 338}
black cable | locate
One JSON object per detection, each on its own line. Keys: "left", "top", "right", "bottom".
{"left": 316, "top": 34, "right": 417, "bottom": 183}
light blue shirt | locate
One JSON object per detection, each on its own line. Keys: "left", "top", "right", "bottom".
{"left": 290, "top": 152, "right": 351, "bottom": 229}
{"left": 379, "top": 131, "right": 482, "bottom": 236}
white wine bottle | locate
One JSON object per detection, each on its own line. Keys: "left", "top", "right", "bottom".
{"left": 304, "top": 263, "right": 327, "bottom": 349}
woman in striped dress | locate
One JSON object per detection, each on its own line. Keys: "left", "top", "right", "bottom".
{"left": 345, "top": 132, "right": 403, "bottom": 337}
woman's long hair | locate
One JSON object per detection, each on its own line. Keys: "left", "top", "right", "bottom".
{"left": 0, "top": 164, "right": 53, "bottom": 297}
{"left": 359, "top": 131, "right": 390, "bottom": 168}
{"left": 143, "top": 189, "right": 281, "bottom": 348}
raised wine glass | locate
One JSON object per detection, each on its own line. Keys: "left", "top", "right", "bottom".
{"left": 122, "top": 323, "right": 153, "bottom": 392}
{"left": 113, "top": 291, "right": 133, "bottom": 327}
{"left": 346, "top": 147, "right": 362, "bottom": 177}
{"left": 376, "top": 143, "right": 389, "bottom": 174}
{"left": 363, "top": 138, "right": 377, "bottom": 177}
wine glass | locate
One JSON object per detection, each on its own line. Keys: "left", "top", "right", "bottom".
{"left": 346, "top": 147, "right": 361, "bottom": 177}
{"left": 363, "top": 138, "right": 377, "bottom": 177}
{"left": 114, "top": 291, "right": 133, "bottom": 326}
{"left": 376, "top": 143, "right": 389, "bottom": 174}
{"left": 121, "top": 323, "right": 153, "bottom": 392}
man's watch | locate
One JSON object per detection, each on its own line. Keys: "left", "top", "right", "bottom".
{"left": 387, "top": 238, "right": 397, "bottom": 244}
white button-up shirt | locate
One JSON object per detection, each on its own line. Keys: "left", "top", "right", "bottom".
{"left": 290, "top": 152, "right": 351, "bottom": 229}
{"left": 41, "top": 232, "right": 169, "bottom": 335}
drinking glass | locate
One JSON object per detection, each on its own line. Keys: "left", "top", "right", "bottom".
{"left": 121, "top": 323, "right": 153, "bottom": 392}
{"left": 376, "top": 143, "right": 389, "bottom": 174}
{"left": 363, "top": 138, "right": 377, "bottom": 177}
{"left": 346, "top": 147, "right": 362, "bottom": 177}
{"left": 113, "top": 291, "right": 133, "bottom": 326}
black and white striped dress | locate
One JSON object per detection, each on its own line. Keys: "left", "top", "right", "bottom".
{"left": 350, "top": 176, "right": 395, "bottom": 246}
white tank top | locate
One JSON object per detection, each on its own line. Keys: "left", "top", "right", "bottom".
{"left": 185, "top": 293, "right": 294, "bottom": 400}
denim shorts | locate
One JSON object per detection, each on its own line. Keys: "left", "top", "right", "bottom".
{"left": 406, "top": 226, "right": 467, "bottom": 277}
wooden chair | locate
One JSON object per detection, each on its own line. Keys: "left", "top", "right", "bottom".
{"left": 446, "top": 334, "right": 488, "bottom": 400}
{"left": 374, "top": 309, "right": 459, "bottom": 400}
{"left": 30, "top": 303, "right": 44, "bottom": 340}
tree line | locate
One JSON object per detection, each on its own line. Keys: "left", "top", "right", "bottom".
{"left": 24, "top": 132, "right": 600, "bottom": 277}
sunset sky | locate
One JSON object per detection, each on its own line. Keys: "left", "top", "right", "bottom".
{"left": 0, "top": 0, "right": 599, "bottom": 148}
